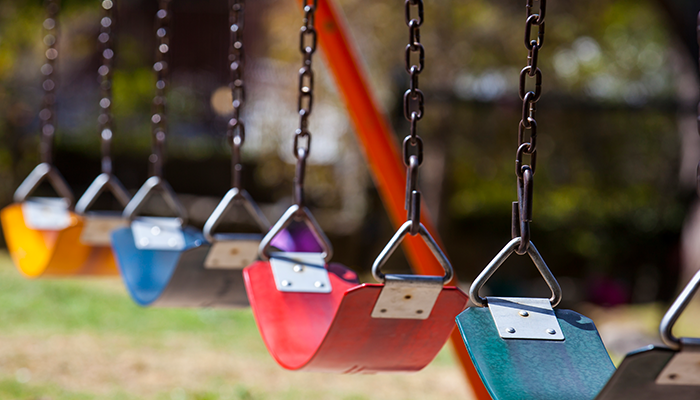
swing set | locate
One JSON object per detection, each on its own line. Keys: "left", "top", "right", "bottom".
{"left": 1, "top": 0, "right": 700, "bottom": 398}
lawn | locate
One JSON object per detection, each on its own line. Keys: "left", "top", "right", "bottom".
{"left": 2, "top": 250, "right": 699, "bottom": 399}
{"left": 0, "top": 253, "right": 474, "bottom": 400}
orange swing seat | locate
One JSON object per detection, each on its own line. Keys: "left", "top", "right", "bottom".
{"left": 1, "top": 164, "right": 122, "bottom": 277}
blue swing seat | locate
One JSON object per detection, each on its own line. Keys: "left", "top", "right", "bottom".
{"left": 111, "top": 226, "right": 251, "bottom": 307}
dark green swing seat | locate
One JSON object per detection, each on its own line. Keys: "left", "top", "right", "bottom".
{"left": 458, "top": 307, "right": 615, "bottom": 400}
{"left": 456, "top": 237, "right": 615, "bottom": 400}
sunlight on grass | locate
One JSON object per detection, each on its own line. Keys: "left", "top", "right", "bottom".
{"left": 0, "top": 252, "right": 472, "bottom": 400}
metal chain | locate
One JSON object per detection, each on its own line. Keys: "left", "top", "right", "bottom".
{"left": 512, "top": 0, "right": 546, "bottom": 255}
{"left": 229, "top": 0, "right": 245, "bottom": 189}
{"left": 402, "top": 0, "right": 425, "bottom": 236}
{"left": 293, "top": 0, "right": 318, "bottom": 206}
{"left": 150, "top": 0, "right": 171, "bottom": 178}
{"left": 39, "top": 0, "right": 60, "bottom": 166}
{"left": 98, "top": 0, "right": 115, "bottom": 175}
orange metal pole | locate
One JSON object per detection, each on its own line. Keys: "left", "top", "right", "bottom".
{"left": 304, "top": 0, "right": 491, "bottom": 398}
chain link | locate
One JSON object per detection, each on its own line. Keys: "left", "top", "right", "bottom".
{"left": 150, "top": 0, "right": 171, "bottom": 178}
{"left": 98, "top": 0, "right": 115, "bottom": 175}
{"left": 229, "top": 0, "right": 245, "bottom": 189}
{"left": 292, "top": 0, "right": 318, "bottom": 206}
{"left": 402, "top": 0, "right": 425, "bottom": 235}
{"left": 39, "top": 0, "right": 60, "bottom": 166}
{"left": 513, "top": 0, "right": 546, "bottom": 255}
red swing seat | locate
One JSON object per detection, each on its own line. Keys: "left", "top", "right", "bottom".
{"left": 243, "top": 206, "right": 468, "bottom": 373}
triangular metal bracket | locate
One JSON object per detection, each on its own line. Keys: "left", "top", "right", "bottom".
{"left": 75, "top": 172, "right": 131, "bottom": 214}
{"left": 469, "top": 237, "right": 562, "bottom": 308}
{"left": 660, "top": 269, "right": 700, "bottom": 349}
{"left": 14, "top": 162, "right": 74, "bottom": 208}
{"left": 371, "top": 220, "right": 453, "bottom": 284}
{"left": 203, "top": 187, "right": 270, "bottom": 243}
{"left": 122, "top": 176, "right": 188, "bottom": 225}
{"left": 258, "top": 204, "right": 333, "bottom": 263}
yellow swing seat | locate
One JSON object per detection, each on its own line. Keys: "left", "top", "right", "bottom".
{"left": 1, "top": 163, "right": 120, "bottom": 277}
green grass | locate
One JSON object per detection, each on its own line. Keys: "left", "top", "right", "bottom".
{"left": 0, "top": 252, "right": 472, "bottom": 400}
{"left": 0, "top": 265, "right": 257, "bottom": 339}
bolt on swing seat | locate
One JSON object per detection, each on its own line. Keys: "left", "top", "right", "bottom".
{"left": 456, "top": 237, "right": 616, "bottom": 400}
{"left": 243, "top": 204, "right": 469, "bottom": 373}
{"left": 594, "top": 268, "right": 700, "bottom": 399}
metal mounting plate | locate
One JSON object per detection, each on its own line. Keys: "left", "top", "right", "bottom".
{"left": 269, "top": 252, "right": 331, "bottom": 293}
{"left": 487, "top": 296, "right": 565, "bottom": 341}
{"left": 22, "top": 198, "right": 71, "bottom": 231}
{"left": 371, "top": 274, "right": 443, "bottom": 320}
{"left": 131, "top": 217, "right": 186, "bottom": 251}
{"left": 81, "top": 213, "right": 128, "bottom": 246}
{"left": 656, "top": 350, "right": 700, "bottom": 386}
{"left": 204, "top": 235, "right": 261, "bottom": 269}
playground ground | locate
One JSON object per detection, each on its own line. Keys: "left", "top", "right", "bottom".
{"left": 0, "top": 252, "right": 698, "bottom": 400}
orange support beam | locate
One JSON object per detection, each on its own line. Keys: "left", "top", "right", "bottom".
{"left": 304, "top": 0, "right": 491, "bottom": 398}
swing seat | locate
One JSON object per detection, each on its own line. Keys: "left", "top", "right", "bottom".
{"left": 247, "top": 206, "right": 467, "bottom": 373}
{"left": 457, "top": 306, "right": 615, "bottom": 400}
{"left": 596, "top": 268, "right": 700, "bottom": 399}
{"left": 594, "top": 345, "right": 700, "bottom": 399}
{"left": 112, "top": 228, "right": 299, "bottom": 307}
{"left": 1, "top": 201, "right": 119, "bottom": 277}
{"left": 244, "top": 258, "right": 468, "bottom": 373}
{"left": 111, "top": 222, "right": 254, "bottom": 307}
{"left": 112, "top": 179, "right": 295, "bottom": 308}
{"left": 457, "top": 237, "right": 615, "bottom": 400}
{"left": 2, "top": 164, "right": 120, "bottom": 277}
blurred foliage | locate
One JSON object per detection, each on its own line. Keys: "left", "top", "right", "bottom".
{"left": 0, "top": 0, "right": 695, "bottom": 304}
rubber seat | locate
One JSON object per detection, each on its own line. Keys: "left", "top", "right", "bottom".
{"left": 244, "top": 205, "right": 468, "bottom": 373}
{"left": 456, "top": 237, "right": 615, "bottom": 400}
{"left": 1, "top": 163, "right": 119, "bottom": 277}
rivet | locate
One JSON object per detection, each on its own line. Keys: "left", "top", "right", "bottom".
{"left": 151, "top": 226, "right": 161, "bottom": 236}
{"left": 167, "top": 238, "right": 178, "bottom": 247}
{"left": 404, "top": 294, "right": 412, "bottom": 300}
{"left": 314, "top": 281, "right": 324, "bottom": 288}
{"left": 519, "top": 310, "right": 529, "bottom": 317}
{"left": 668, "top": 373, "right": 678, "bottom": 380}
{"left": 506, "top": 327, "right": 516, "bottom": 334}
{"left": 230, "top": 248, "right": 239, "bottom": 255}
{"left": 293, "top": 264, "right": 304, "bottom": 273}
{"left": 546, "top": 328, "right": 556, "bottom": 335}
{"left": 139, "top": 238, "right": 150, "bottom": 247}
{"left": 282, "top": 280, "right": 291, "bottom": 287}
{"left": 416, "top": 309, "right": 423, "bottom": 314}
{"left": 380, "top": 309, "right": 387, "bottom": 313}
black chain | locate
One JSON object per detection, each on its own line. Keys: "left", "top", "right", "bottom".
{"left": 229, "top": 0, "right": 245, "bottom": 190}
{"left": 402, "top": 0, "right": 425, "bottom": 236}
{"left": 39, "top": 0, "right": 60, "bottom": 166}
{"left": 150, "top": 0, "right": 171, "bottom": 179}
{"left": 293, "top": 0, "right": 318, "bottom": 206}
{"left": 98, "top": 0, "right": 115, "bottom": 176}
{"left": 512, "top": 0, "right": 546, "bottom": 255}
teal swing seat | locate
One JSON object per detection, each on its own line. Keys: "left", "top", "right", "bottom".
{"left": 456, "top": 237, "right": 615, "bottom": 400}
